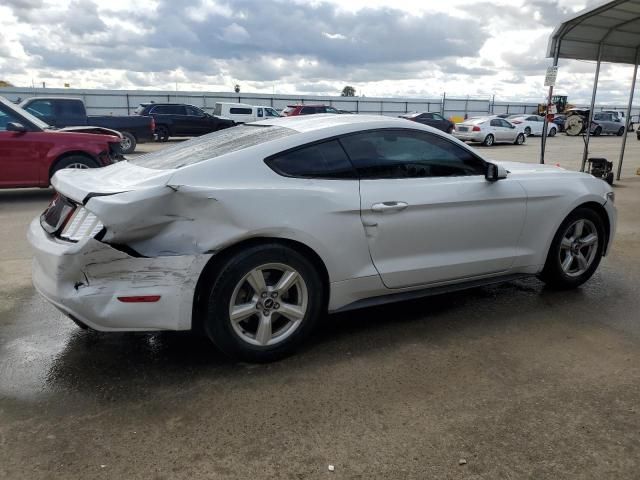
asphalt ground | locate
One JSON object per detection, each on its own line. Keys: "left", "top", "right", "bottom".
{"left": 1, "top": 131, "right": 639, "bottom": 479}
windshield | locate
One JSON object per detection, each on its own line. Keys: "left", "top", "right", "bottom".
{"left": 130, "top": 124, "right": 296, "bottom": 170}
{"left": 0, "top": 96, "right": 51, "bottom": 130}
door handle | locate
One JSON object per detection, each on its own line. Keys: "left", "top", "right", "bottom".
{"left": 371, "top": 201, "right": 409, "bottom": 213}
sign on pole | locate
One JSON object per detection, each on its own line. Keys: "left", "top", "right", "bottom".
{"left": 544, "top": 66, "right": 558, "bottom": 87}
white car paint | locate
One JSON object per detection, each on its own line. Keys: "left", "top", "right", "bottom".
{"left": 28, "top": 114, "right": 616, "bottom": 332}
{"left": 509, "top": 115, "right": 557, "bottom": 136}
{"left": 213, "top": 102, "right": 280, "bottom": 123}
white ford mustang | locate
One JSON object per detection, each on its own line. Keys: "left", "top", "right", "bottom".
{"left": 29, "top": 115, "right": 616, "bottom": 362}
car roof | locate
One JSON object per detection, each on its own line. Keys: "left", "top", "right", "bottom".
{"left": 20, "top": 96, "right": 82, "bottom": 102}
{"left": 287, "top": 104, "right": 327, "bottom": 107}
{"left": 255, "top": 114, "right": 426, "bottom": 133}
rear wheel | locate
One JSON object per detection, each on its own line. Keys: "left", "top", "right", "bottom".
{"left": 617, "top": 127, "right": 625, "bottom": 136}
{"left": 539, "top": 208, "right": 605, "bottom": 289}
{"left": 483, "top": 134, "right": 495, "bottom": 146}
{"left": 120, "top": 131, "right": 137, "bottom": 154}
{"left": 155, "top": 125, "right": 169, "bottom": 142}
{"left": 524, "top": 126, "right": 531, "bottom": 136}
{"left": 514, "top": 133, "right": 525, "bottom": 145}
{"left": 594, "top": 126, "right": 602, "bottom": 136}
{"left": 549, "top": 127, "right": 557, "bottom": 137}
{"left": 202, "top": 244, "right": 324, "bottom": 362}
{"left": 50, "top": 155, "right": 99, "bottom": 179}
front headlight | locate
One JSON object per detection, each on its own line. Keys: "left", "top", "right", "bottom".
{"left": 606, "top": 191, "right": 615, "bottom": 204}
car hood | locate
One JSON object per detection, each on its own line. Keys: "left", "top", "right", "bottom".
{"left": 58, "top": 125, "right": 123, "bottom": 138}
{"left": 52, "top": 160, "right": 174, "bottom": 204}
{"left": 493, "top": 160, "right": 585, "bottom": 176}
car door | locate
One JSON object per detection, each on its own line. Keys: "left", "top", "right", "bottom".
{"left": 500, "top": 119, "right": 518, "bottom": 141}
{"left": 489, "top": 118, "right": 507, "bottom": 141}
{"left": 0, "top": 106, "right": 46, "bottom": 187}
{"left": 184, "top": 106, "right": 210, "bottom": 135}
{"left": 341, "top": 129, "right": 527, "bottom": 289}
{"left": 526, "top": 116, "right": 541, "bottom": 135}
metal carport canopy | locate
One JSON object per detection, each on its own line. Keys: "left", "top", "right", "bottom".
{"left": 544, "top": 0, "right": 640, "bottom": 179}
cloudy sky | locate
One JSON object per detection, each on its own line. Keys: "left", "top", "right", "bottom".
{"left": 0, "top": 0, "right": 635, "bottom": 103}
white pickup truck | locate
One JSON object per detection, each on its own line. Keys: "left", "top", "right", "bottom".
{"left": 213, "top": 103, "right": 280, "bottom": 123}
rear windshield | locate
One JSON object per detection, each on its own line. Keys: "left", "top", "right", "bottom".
{"left": 130, "top": 124, "right": 296, "bottom": 170}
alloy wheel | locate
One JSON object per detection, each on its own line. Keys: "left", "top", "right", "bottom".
{"left": 228, "top": 263, "right": 308, "bottom": 347}
{"left": 558, "top": 219, "right": 599, "bottom": 277}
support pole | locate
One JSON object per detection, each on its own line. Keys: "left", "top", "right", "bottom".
{"left": 540, "top": 46, "right": 560, "bottom": 164}
{"left": 617, "top": 54, "right": 638, "bottom": 181}
{"left": 581, "top": 44, "right": 603, "bottom": 172}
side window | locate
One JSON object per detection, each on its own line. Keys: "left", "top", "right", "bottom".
{"left": 168, "top": 105, "right": 187, "bottom": 115}
{"left": 339, "top": 130, "right": 486, "bottom": 179}
{"left": 300, "top": 106, "right": 316, "bottom": 115}
{"left": 229, "top": 107, "right": 252, "bottom": 115}
{"left": 432, "top": 113, "right": 445, "bottom": 120}
{"left": 186, "top": 106, "right": 204, "bottom": 116}
{"left": 421, "top": 113, "right": 434, "bottom": 119}
{"left": 68, "top": 101, "right": 84, "bottom": 116}
{"left": 325, "top": 107, "right": 339, "bottom": 114}
{"left": 499, "top": 119, "right": 513, "bottom": 128}
{"left": 490, "top": 119, "right": 502, "bottom": 127}
{"left": 24, "top": 100, "right": 53, "bottom": 118}
{"left": 257, "top": 108, "right": 264, "bottom": 117}
{"left": 266, "top": 140, "right": 356, "bottom": 179}
{"left": 151, "top": 106, "right": 168, "bottom": 114}
{"left": 0, "top": 106, "right": 22, "bottom": 131}
{"left": 265, "top": 108, "right": 279, "bottom": 117}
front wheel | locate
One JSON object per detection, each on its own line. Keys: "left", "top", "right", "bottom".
{"left": 514, "top": 133, "right": 525, "bottom": 145}
{"left": 50, "top": 155, "right": 99, "bottom": 179}
{"left": 202, "top": 244, "right": 324, "bottom": 362}
{"left": 524, "top": 126, "right": 532, "bottom": 136}
{"left": 593, "top": 126, "right": 602, "bottom": 136}
{"left": 120, "top": 132, "right": 137, "bottom": 154}
{"left": 617, "top": 127, "right": 625, "bottom": 136}
{"left": 549, "top": 127, "right": 557, "bottom": 137}
{"left": 539, "top": 208, "right": 605, "bottom": 289}
{"left": 483, "top": 134, "right": 495, "bottom": 146}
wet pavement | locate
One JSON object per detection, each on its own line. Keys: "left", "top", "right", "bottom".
{"left": 1, "top": 135, "right": 639, "bottom": 479}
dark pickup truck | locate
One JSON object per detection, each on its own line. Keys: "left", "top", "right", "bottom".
{"left": 135, "top": 103, "right": 235, "bottom": 141}
{"left": 19, "top": 97, "right": 155, "bottom": 154}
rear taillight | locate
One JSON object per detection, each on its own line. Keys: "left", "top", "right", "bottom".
{"left": 150, "top": 118, "right": 155, "bottom": 131}
{"left": 60, "top": 207, "right": 103, "bottom": 242}
{"left": 472, "top": 126, "right": 481, "bottom": 131}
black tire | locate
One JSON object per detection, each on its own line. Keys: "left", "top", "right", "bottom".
{"left": 120, "top": 131, "right": 137, "bottom": 154}
{"left": 524, "top": 126, "right": 531, "bottom": 136}
{"left": 593, "top": 126, "right": 602, "bottom": 136}
{"left": 50, "top": 155, "right": 99, "bottom": 179}
{"left": 483, "top": 134, "right": 495, "bottom": 146}
{"left": 539, "top": 207, "right": 605, "bottom": 290}
{"left": 514, "top": 133, "right": 525, "bottom": 145}
{"left": 155, "top": 125, "right": 169, "bottom": 142}
{"left": 616, "top": 127, "right": 625, "bottom": 136}
{"left": 605, "top": 172, "right": 614, "bottom": 185}
{"left": 446, "top": 126, "right": 454, "bottom": 134}
{"left": 202, "top": 243, "right": 324, "bottom": 362}
{"left": 549, "top": 127, "right": 557, "bottom": 137}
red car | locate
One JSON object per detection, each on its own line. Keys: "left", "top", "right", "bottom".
{"left": 281, "top": 104, "right": 342, "bottom": 116}
{"left": 0, "top": 96, "right": 122, "bottom": 189}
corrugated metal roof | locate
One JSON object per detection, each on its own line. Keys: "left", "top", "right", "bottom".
{"left": 547, "top": 0, "right": 640, "bottom": 64}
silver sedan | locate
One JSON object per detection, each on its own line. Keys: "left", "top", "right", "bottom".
{"left": 453, "top": 117, "right": 526, "bottom": 146}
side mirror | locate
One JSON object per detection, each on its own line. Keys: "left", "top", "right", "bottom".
{"left": 485, "top": 162, "right": 508, "bottom": 182}
{"left": 510, "top": 125, "right": 516, "bottom": 129}
{"left": 6, "top": 122, "right": 27, "bottom": 133}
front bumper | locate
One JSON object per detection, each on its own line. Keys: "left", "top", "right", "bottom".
{"left": 28, "top": 218, "right": 206, "bottom": 331}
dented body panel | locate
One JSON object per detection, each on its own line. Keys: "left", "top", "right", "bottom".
{"left": 29, "top": 115, "right": 617, "bottom": 332}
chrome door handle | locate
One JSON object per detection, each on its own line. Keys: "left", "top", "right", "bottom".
{"left": 371, "top": 201, "right": 409, "bottom": 213}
